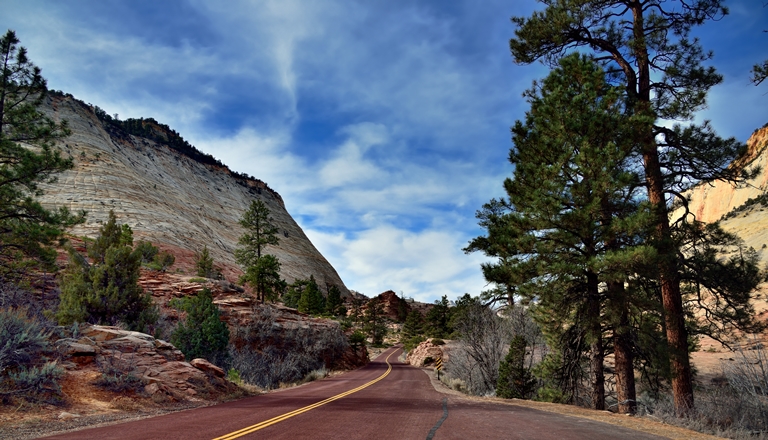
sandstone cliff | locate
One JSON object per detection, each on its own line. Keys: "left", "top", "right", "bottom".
{"left": 678, "top": 126, "right": 768, "bottom": 255}
{"left": 37, "top": 94, "right": 348, "bottom": 294}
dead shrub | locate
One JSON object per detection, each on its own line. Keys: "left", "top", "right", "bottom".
{"left": 94, "top": 353, "right": 144, "bottom": 394}
{"left": 0, "top": 308, "right": 63, "bottom": 405}
{"left": 230, "top": 307, "right": 348, "bottom": 389}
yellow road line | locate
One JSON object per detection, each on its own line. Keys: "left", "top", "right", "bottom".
{"left": 213, "top": 349, "right": 396, "bottom": 440}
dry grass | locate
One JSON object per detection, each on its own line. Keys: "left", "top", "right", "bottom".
{"left": 423, "top": 368, "right": 718, "bottom": 440}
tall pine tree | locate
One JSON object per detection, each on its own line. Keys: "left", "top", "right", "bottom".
{"left": 510, "top": 0, "right": 757, "bottom": 415}
{"left": 0, "top": 30, "right": 83, "bottom": 280}
{"left": 235, "top": 200, "right": 284, "bottom": 302}
{"left": 468, "top": 54, "right": 651, "bottom": 411}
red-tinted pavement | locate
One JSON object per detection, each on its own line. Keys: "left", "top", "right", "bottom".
{"left": 40, "top": 347, "right": 667, "bottom": 439}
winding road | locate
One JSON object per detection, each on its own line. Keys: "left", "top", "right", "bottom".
{"left": 40, "top": 347, "right": 670, "bottom": 439}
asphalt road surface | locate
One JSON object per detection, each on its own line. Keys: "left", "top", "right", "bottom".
{"left": 40, "top": 347, "right": 667, "bottom": 439}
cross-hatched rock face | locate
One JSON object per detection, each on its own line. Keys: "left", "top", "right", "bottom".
{"left": 674, "top": 126, "right": 768, "bottom": 258}
{"left": 38, "top": 94, "right": 348, "bottom": 295}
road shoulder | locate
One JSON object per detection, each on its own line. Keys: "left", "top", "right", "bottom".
{"left": 418, "top": 368, "right": 717, "bottom": 440}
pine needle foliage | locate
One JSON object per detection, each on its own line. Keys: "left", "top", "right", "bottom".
{"left": 0, "top": 30, "right": 84, "bottom": 281}
{"left": 235, "top": 200, "right": 285, "bottom": 302}
{"left": 171, "top": 288, "right": 230, "bottom": 368}
{"left": 496, "top": 335, "right": 536, "bottom": 399}
{"left": 56, "top": 211, "right": 157, "bottom": 332}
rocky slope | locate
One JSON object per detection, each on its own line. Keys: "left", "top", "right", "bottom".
{"left": 678, "top": 126, "right": 768, "bottom": 255}
{"left": 37, "top": 93, "right": 347, "bottom": 293}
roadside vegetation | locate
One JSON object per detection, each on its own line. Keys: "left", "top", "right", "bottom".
{"left": 0, "top": 29, "right": 363, "bottom": 411}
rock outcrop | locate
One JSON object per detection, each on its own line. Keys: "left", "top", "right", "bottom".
{"left": 38, "top": 94, "right": 348, "bottom": 294}
{"left": 677, "top": 126, "right": 768, "bottom": 256}
{"left": 56, "top": 325, "right": 237, "bottom": 401}
{"left": 374, "top": 290, "right": 410, "bottom": 321}
{"left": 405, "top": 339, "right": 445, "bottom": 367}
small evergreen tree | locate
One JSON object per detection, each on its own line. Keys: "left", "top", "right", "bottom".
{"left": 497, "top": 335, "right": 536, "bottom": 399}
{"left": 134, "top": 240, "right": 158, "bottom": 264}
{"left": 425, "top": 296, "right": 451, "bottom": 338}
{"left": 57, "top": 213, "right": 156, "bottom": 332}
{"left": 297, "top": 275, "right": 324, "bottom": 315}
{"left": 195, "top": 245, "right": 215, "bottom": 278}
{"left": 363, "top": 297, "right": 387, "bottom": 346}
{"left": 88, "top": 211, "right": 133, "bottom": 263}
{"left": 171, "top": 288, "right": 230, "bottom": 368}
{"left": 283, "top": 278, "right": 307, "bottom": 309}
{"left": 401, "top": 310, "right": 424, "bottom": 340}
{"left": 325, "top": 284, "right": 346, "bottom": 317}
{"left": 235, "top": 200, "right": 284, "bottom": 302}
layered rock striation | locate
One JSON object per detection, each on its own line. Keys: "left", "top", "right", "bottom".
{"left": 677, "top": 126, "right": 768, "bottom": 255}
{"left": 38, "top": 94, "right": 348, "bottom": 294}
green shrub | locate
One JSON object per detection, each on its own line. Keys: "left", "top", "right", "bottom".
{"left": 403, "top": 335, "right": 425, "bottom": 352}
{"left": 6, "top": 362, "right": 63, "bottom": 404}
{"left": 195, "top": 245, "right": 215, "bottom": 278}
{"left": 57, "top": 213, "right": 158, "bottom": 332}
{"left": 227, "top": 368, "right": 242, "bottom": 385}
{"left": 0, "top": 308, "right": 50, "bottom": 373}
{"left": 57, "top": 245, "right": 158, "bottom": 332}
{"left": 0, "top": 308, "right": 63, "bottom": 404}
{"left": 151, "top": 251, "right": 175, "bottom": 272}
{"left": 171, "top": 288, "right": 230, "bottom": 368}
{"left": 431, "top": 338, "right": 445, "bottom": 346}
{"left": 134, "top": 240, "right": 159, "bottom": 264}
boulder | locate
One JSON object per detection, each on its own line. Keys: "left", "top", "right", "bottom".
{"left": 406, "top": 339, "right": 445, "bottom": 367}
{"left": 190, "top": 358, "right": 226, "bottom": 378}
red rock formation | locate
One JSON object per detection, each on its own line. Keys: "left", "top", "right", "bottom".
{"left": 56, "top": 325, "right": 237, "bottom": 401}
{"left": 405, "top": 339, "right": 445, "bottom": 367}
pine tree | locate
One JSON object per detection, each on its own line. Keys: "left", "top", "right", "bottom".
{"left": 297, "top": 275, "right": 324, "bottom": 315}
{"left": 89, "top": 210, "right": 132, "bottom": 263}
{"left": 0, "top": 30, "right": 83, "bottom": 280}
{"left": 235, "top": 200, "right": 284, "bottom": 302}
{"left": 509, "top": 0, "right": 757, "bottom": 415}
{"left": 195, "top": 245, "right": 215, "bottom": 278}
{"left": 57, "top": 212, "right": 156, "bottom": 332}
{"left": 363, "top": 297, "right": 387, "bottom": 346}
{"left": 497, "top": 335, "right": 536, "bottom": 399}
{"left": 401, "top": 310, "right": 424, "bottom": 340}
{"left": 467, "top": 54, "right": 652, "bottom": 411}
{"left": 283, "top": 278, "right": 307, "bottom": 309}
{"left": 171, "top": 288, "right": 230, "bottom": 368}
{"left": 425, "top": 295, "right": 451, "bottom": 339}
{"left": 325, "top": 284, "right": 346, "bottom": 317}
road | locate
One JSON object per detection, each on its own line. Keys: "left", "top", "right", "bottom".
{"left": 40, "top": 347, "right": 667, "bottom": 439}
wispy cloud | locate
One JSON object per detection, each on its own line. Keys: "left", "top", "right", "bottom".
{"left": 5, "top": 0, "right": 761, "bottom": 301}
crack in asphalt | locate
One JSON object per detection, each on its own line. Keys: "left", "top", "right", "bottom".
{"left": 426, "top": 397, "right": 448, "bottom": 440}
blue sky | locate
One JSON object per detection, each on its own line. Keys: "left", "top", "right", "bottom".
{"left": 3, "top": 1, "right": 766, "bottom": 303}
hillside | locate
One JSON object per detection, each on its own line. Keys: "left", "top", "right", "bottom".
{"left": 679, "top": 125, "right": 768, "bottom": 257}
{"left": 36, "top": 93, "right": 348, "bottom": 294}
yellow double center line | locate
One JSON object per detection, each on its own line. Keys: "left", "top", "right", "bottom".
{"left": 213, "top": 350, "right": 396, "bottom": 440}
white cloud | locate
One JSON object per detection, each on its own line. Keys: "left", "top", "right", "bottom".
{"left": 318, "top": 122, "right": 389, "bottom": 187}
{"left": 306, "top": 225, "right": 490, "bottom": 302}
{"left": 1, "top": 0, "right": 530, "bottom": 303}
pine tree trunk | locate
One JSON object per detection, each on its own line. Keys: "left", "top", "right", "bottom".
{"left": 631, "top": 2, "right": 694, "bottom": 415}
{"left": 610, "top": 282, "right": 636, "bottom": 415}
{"left": 588, "top": 272, "right": 605, "bottom": 410}
{"left": 641, "top": 129, "right": 694, "bottom": 415}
